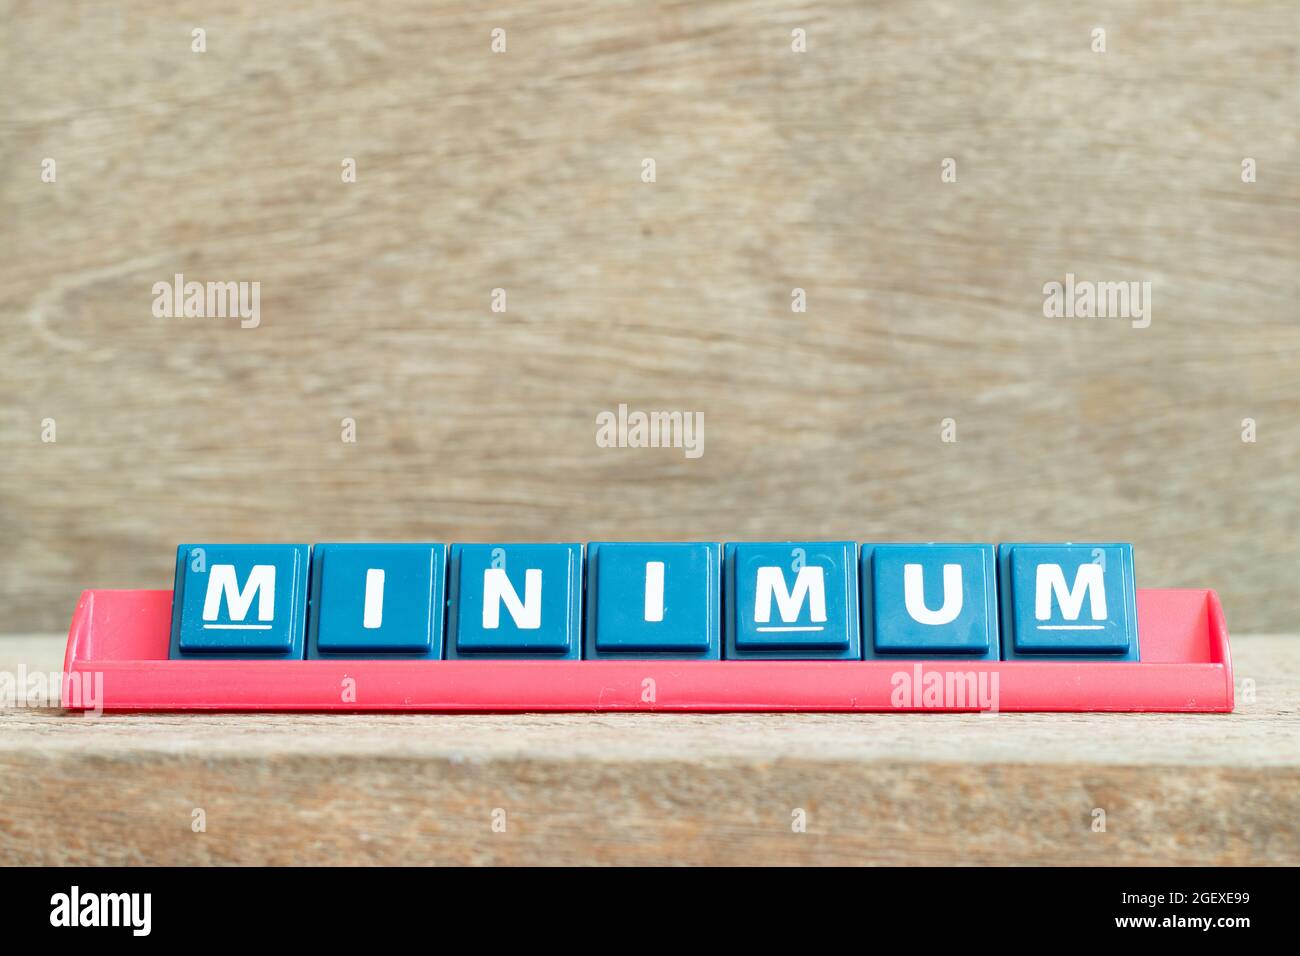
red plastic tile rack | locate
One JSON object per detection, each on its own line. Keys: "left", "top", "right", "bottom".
{"left": 60, "top": 587, "right": 1233, "bottom": 713}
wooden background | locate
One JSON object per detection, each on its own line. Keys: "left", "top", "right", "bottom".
{"left": 2, "top": 0, "right": 1298, "bottom": 635}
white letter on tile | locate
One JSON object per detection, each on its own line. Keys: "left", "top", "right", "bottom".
{"left": 363, "top": 569, "right": 385, "bottom": 629}
{"left": 1036, "top": 564, "right": 1106, "bottom": 621}
{"left": 904, "top": 564, "right": 963, "bottom": 625}
{"left": 644, "top": 561, "right": 665, "bottom": 622}
{"left": 483, "top": 568, "right": 542, "bottom": 629}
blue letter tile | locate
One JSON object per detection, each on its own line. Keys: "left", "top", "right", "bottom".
{"left": 998, "top": 543, "right": 1139, "bottom": 660}
{"left": 860, "top": 544, "right": 999, "bottom": 659}
{"left": 169, "top": 544, "right": 310, "bottom": 659}
{"left": 448, "top": 544, "right": 583, "bottom": 658}
{"left": 724, "top": 542, "right": 860, "bottom": 660}
{"left": 307, "top": 544, "right": 446, "bottom": 659}
{"left": 585, "top": 542, "right": 721, "bottom": 659}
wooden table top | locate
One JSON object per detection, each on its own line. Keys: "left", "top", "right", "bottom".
{"left": 1, "top": 634, "right": 1295, "bottom": 865}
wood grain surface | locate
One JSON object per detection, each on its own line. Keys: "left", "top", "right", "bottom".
{"left": 2, "top": 1, "right": 1298, "bottom": 634}
{"left": 0, "top": 633, "right": 1295, "bottom": 865}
